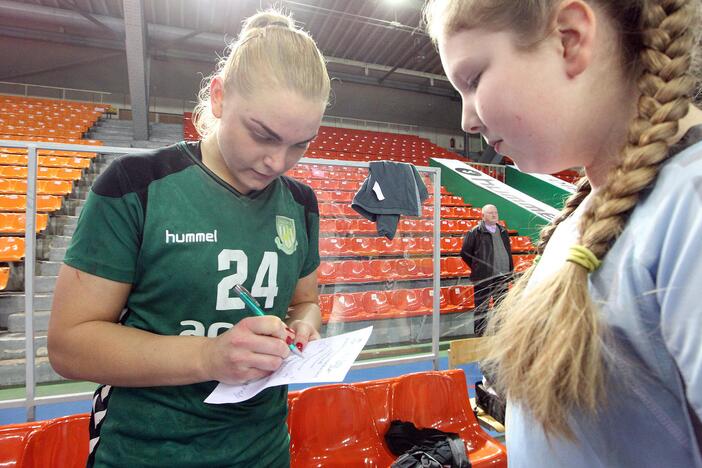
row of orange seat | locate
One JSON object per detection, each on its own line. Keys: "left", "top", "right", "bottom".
{"left": 0, "top": 109, "right": 98, "bottom": 118}
{"left": 320, "top": 218, "right": 513, "bottom": 235}
{"left": 0, "top": 166, "right": 82, "bottom": 181}
{"left": 0, "top": 213, "right": 49, "bottom": 234}
{"left": 289, "top": 370, "right": 507, "bottom": 467}
{"left": 300, "top": 177, "right": 449, "bottom": 195}
{"left": 0, "top": 98, "right": 104, "bottom": 115}
{"left": 319, "top": 236, "right": 535, "bottom": 257}
{"left": 316, "top": 189, "right": 466, "bottom": 207}
{"left": 0, "top": 179, "right": 73, "bottom": 196}
{"left": 318, "top": 202, "right": 479, "bottom": 220}
{"left": 319, "top": 285, "right": 475, "bottom": 323}
{"left": 0, "top": 370, "right": 506, "bottom": 468}
{"left": 304, "top": 150, "right": 439, "bottom": 166}
{"left": 319, "top": 255, "right": 535, "bottom": 285}
{"left": 467, "top": 164, "right": 505, "bottom": 182}
{"left": 0, "top": 153, "right": 91, "bottom": 169}
{"left": 0, "top": 134, "right": 101, "bottom": 146}
{"left": 0, "top": 195, "right": 63, "bottom": 213}
{"left": 1, "top": 147, "right": 98, "bottom": 159}
{"left": 0, "top": 115, "right": 88, "bottom": 129}
{"left": 319, "top": 256, "right": 468, "bottom": 284}
{"left": 0, "top": 126, "right": 82, "bottom": 139}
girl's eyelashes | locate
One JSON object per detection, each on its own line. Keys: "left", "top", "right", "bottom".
{"left": 466, "top": 72, "right": 482, "bottom": 92}
{"left": 253, "top": 130, "right": 309, "bottom": 149}
{"left": 252, "top": 131, "right": 275, "bottom": 143}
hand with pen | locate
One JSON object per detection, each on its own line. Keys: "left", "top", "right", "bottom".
{"left": 201, "top": 283, "right": 320, "bottom": 385}
{"left": 201, "top": 314, "right": 297, "bottom": 385}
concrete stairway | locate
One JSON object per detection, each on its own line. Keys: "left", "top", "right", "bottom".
{"left": 88, "top": 120, "right": 183, "bottom": 149}
{"left": 0, "top": 118, "right": 183, "bottom": 386}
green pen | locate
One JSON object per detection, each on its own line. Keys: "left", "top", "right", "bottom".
{"left": 233, "top": 283, "right": 304, "bottom": 357}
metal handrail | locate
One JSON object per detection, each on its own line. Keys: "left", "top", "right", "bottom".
{"left": 0, "top": 141, "right": 442, "bottom": 419}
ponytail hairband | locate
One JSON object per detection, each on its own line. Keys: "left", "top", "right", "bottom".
{"left": 566, "top": 245, "right": 601, "bottom": 272}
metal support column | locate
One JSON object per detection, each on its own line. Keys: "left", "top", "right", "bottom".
{"left": 123, "top": 0, "right": 149, "bottom": 140}
{"left": 431, "top": 168, "right": 441, "bottom": 370}
{"left": 24, "top": 144, "right": 38, "bottom": 421}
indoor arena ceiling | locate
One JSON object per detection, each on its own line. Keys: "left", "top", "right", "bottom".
{"left": 2, "top": 0, "right": 454, "bottom": 95}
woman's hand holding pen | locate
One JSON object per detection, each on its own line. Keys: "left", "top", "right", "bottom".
{"left": 200, "top": 316, "right": 295, "bottom": 385}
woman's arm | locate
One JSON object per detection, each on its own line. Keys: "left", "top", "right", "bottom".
{"left": 48, "top": 264, "right": 293, "bottom": 387}
{"left": 286, "top": 268, "right": 321, "bottom": 349}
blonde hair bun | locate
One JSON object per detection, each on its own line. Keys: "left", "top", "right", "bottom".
{"left": 242, "top": 10, "right": 295, "bottom": 31}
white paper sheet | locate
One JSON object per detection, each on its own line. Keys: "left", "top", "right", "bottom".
{"left": 205, "top": 326, "right": 373, "bottom": 404}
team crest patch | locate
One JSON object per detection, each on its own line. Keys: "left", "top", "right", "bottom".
{"left": 275, "top": 216, "right": 298, "bottom": 255}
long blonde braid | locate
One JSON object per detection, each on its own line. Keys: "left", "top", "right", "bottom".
{"left": 482, "top": 0, "right": 698, "bottom": 438}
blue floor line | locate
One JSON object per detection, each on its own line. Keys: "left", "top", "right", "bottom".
{"left": 1, "top": 357, "right": 485, "bottom": 427}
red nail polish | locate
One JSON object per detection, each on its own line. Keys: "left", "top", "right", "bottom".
{"left": 286, "top": 336, "right": 294, "bottom": 345}
{"left": 296, "top": 342, "right": 303, "bottom": 351}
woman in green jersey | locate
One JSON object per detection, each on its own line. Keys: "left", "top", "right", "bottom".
{"left": 48, "top": 9, "right": 329, "bottom": 467}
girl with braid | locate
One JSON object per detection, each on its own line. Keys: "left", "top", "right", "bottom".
{"left": 426, "top": 0, "right": 702, "bottom": 466}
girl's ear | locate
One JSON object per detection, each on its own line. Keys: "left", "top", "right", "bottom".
{"left": 210, "top": 76, "right": 224, "bottom": 118}
{"left": 553, "top": 0, "right": 596, "bottom": 78}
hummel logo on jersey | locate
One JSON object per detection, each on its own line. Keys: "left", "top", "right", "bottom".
{"left": 165, "top": 229, "right": 218, "bottom": 244}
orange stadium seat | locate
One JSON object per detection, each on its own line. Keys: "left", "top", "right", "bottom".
{"left": 319, "top": 294, "right": 333, "bottom": 320}
{"left": 0, "top": 420, "right": 45, "bottom": 467}
{"left": 289, "top": 385, "right": 391, "bottom": 467}
{"left": 0, "top": 266, "right": 9, "bottom": 290}
{"left": 388, "top": 372, "right": 506, "bottom": 467}
{"left": 330, "top": 293, "right": 364, "bottom": 320}
{"left": 389, "top": 288, "right": 425, "bottom": 315}
{"left": 440, "top": 237, "right": 462, "bottom": 254}
{"left": 21, "top": 413, "right": 90, "bottom": 468}
{"left": 513, "top": 254, "right": 537, "bottom": 272}
{"left": 349, "top": 237, "right": 379, "bottom": 256}
{"left": 510, "top": 236, "right": 536, "bottom": 253}
{"left": 319, "top": 237, "right": 349, "bottom": 257}
{"left": 0, "top": 237, "right": 25, "bottom": 262}
{"left": 340, "top": 260, "right": 373, "bottom": 282}
{"left": 394, "top": 259, "right": 419, "bottom": 279}
{"left": 368, "top": 259, "right": 395, "bottom": 281}
{"left": 441, "top": 256, "right": 470, "bottom": 277}
{"left": 318, "top": 261, "right": 339, "bottom": 284}
{"left": 421, "top": 287, "right": 452, "bottom": 312}
{"left": 448, "top": 285, "right": 475, "bottom": 310}
{"left": 362, "top": 290, "right": 392, "bottom": 317}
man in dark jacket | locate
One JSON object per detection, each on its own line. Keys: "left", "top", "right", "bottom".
{"left": 460, "top": 204, "right": 513, "bottom": 336}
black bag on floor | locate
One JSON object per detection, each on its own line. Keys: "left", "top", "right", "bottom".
{"left": 474, "top": 381, "right": 506, "bottom": 426}
{"left": 384, "top": 420, "right": 471, "bottom": 468}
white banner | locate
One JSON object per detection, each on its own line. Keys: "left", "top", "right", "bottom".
{"left": 530, "top": 172, "right": 576, "bottom": 193}
{"left": 434, "top": 158, "right": 559, "bottom": 222}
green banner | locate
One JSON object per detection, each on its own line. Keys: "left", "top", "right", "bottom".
{"left": 505, "top": 166, "right": 575, "bottom": 209}
{"left": 431, "top": 158, "right": 559, "bottom": 241}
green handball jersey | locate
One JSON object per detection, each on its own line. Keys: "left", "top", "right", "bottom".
{"left": 64, "top": 141, "right": 320, "bottom": 467}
